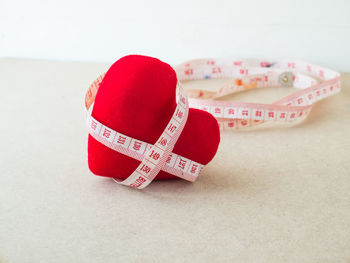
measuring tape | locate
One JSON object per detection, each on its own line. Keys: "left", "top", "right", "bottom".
{"left": 85, "top": 58, "right": 341, "bottom": 189}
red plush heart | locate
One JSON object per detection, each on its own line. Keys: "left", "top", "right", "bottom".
{"left": 88, "top": 55, "right": 220, "bottom": 180}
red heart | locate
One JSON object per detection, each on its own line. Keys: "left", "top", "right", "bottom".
{"left": 88, "top": 55, "right": 220, "bottom": 180}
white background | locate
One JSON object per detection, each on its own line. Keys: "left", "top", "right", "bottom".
{"left": 0, "top": 0, "right": 349, "bottom": 71}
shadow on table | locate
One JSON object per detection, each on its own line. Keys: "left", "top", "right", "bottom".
{"left": 92, "top": 162, "right": 270, "bottom": 204}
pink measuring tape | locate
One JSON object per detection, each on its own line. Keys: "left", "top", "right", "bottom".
{"left": 85, "top": 58, "right": 341, "bottom": 189}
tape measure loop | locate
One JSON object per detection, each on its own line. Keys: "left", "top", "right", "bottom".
{"left": 85, "top": 58, "right": 341, "bottom": 188}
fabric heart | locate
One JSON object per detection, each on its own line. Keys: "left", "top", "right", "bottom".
{"left": 88, "top": 55, "right": 220, "bottom": 180}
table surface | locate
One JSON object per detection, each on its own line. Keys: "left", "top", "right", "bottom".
{"left": 0, "top": 59, "right": 349, "bottom": 263}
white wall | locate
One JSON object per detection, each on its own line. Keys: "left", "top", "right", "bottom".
{"left": 0, "top": 0, "right": 349, "bottom": 71}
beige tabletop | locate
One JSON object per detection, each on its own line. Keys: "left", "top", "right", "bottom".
{"left": 0, "top": 59, "right": 349, "bottom": 263}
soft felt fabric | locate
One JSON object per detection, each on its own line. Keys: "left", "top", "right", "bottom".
{"left": 88, "top": 55, "right": 220, "bottom": 180}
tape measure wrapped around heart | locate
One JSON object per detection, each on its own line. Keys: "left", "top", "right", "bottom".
{"left": 85, "top": 55, "right": 341, "bottom": 189}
